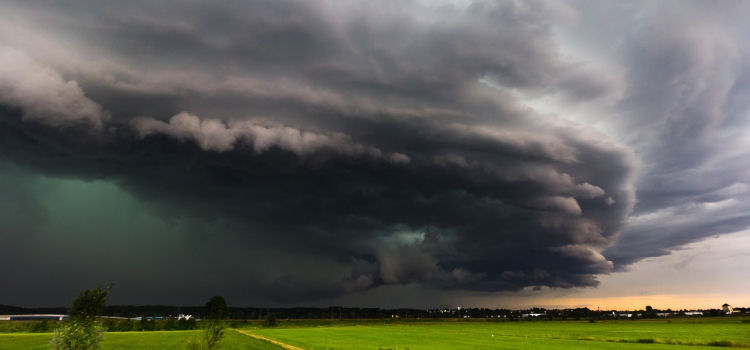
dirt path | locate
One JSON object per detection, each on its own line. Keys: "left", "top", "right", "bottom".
{"left": 233, "top": 328, "right": 307, "bottom": 350}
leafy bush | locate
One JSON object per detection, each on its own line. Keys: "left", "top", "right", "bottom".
{"left": 51, "top": 319, "right": 105, "bottom": 350}
{"left": 51, "top": 286, "right": 110, "bottom": 350}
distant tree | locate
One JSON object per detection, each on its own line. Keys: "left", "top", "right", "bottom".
{"left": 51, "top": 285, "right": 112, "bottom": 350}
{"left": 204, "top": 296, "right": 228, "bottom": 320}
{"left": 645, "top": 305, "right": 655, "bottom": 318}
{"left": 263, "top": 313, "right": 277, "bottom": 328}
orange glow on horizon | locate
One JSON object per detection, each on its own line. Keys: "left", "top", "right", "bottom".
{"left": 519, "top": 293, "right": 750, "bottom": 310}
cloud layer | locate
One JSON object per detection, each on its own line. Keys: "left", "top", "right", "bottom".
{"left": 0, "top": 47, "right": 107, "bottom": 128}
{"left": 1, "top": 0, "right": 749, "bottom": 305}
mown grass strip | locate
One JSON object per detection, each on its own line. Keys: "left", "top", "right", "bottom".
{"left": 234, "top": 328, "right": 306, "bottom": 350}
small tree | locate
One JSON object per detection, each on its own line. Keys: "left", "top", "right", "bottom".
{"left": 204, "top": 296, "right": 228, "bottom": 320}
{"left": 51, "top": 285, "right": 111, "bottom": 350}
{"left": 187, "top": 296, "right": 227, "bottom": 350}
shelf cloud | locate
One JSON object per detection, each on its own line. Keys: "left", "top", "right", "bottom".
{"left": 1, "top": 0, "right": 749, "bottom": 305}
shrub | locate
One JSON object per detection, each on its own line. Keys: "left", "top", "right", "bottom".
{"left": 51, "top": 286, "right": 111, "bottom": 350}
{"left": 178, "top": 318, "right": 197, "bottom": 330}
{"left": 32, "top": 320, "right": 50, "bottom": 333}
{"left": 51, "top": 319, "right": 105, "bottom": 350}
{"left": 204, "top": 320, "right": 225, "bottom": 350}
{"left": 263, "top": 313, "right": 277, "bottom": 328}
{"left": 118, "top": 320, "right": 134, "bottom": 332}
{"left": 186, "top": 320, "right": 225, "bottom": 350}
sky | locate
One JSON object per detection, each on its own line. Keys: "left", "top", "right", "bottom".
{"left": 1, "top": 0, "right": 749, "bottom": 310}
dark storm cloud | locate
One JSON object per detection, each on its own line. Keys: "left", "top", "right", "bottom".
{"left": 0, "top": 101, "right": 634, "bottom": 302}
{"left": 2, "top": 0, "right": 749, "bottom": 305}
{"left": 0, "top": 0, "right": 641, "bottom": 304}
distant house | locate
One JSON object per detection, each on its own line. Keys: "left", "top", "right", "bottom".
{"left": 722, "top": 304, "right": 733, "bottom": 314}
{"left": 683, "top": 311, "right": 703, "bottom": 316}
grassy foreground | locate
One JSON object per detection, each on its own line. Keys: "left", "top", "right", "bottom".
{"left": 1, "top": 318, "right": 748, "bottom": 349}
{"left": 245, "top": 318, "right": 750, "bottom": 350}
{"left": 0, "top": 330, "right": 283, "bottom": 350}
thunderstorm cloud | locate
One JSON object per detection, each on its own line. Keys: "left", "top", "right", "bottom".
{"left": 1, "top": 0, "right": 749, "bottom": 306}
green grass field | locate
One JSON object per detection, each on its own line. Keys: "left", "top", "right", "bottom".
{"left": 0, "top": 330, "right": 283, "bottom": 350}
{"left": 245, "top": 318, "right": 750, "bottom": 350}
{"left": 1, "top": 318, "right": 748, "bottom": 349}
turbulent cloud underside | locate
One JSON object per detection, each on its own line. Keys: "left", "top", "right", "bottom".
{"left": 1, "top": 0, "right": 749, "bottom": 305}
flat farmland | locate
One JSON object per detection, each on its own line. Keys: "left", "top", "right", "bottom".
{"left": 0, "top": 330, "right": 283, "bottom": 350}
{"left": 245, "top": 318, "right": 750, "bottom": 349}
{"left": 1, "top": 318, "right": 748, "bottom": 349}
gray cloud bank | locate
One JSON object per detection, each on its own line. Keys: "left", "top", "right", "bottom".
{"left": 0, "top": 0, "right": 748, "bottom": 305}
